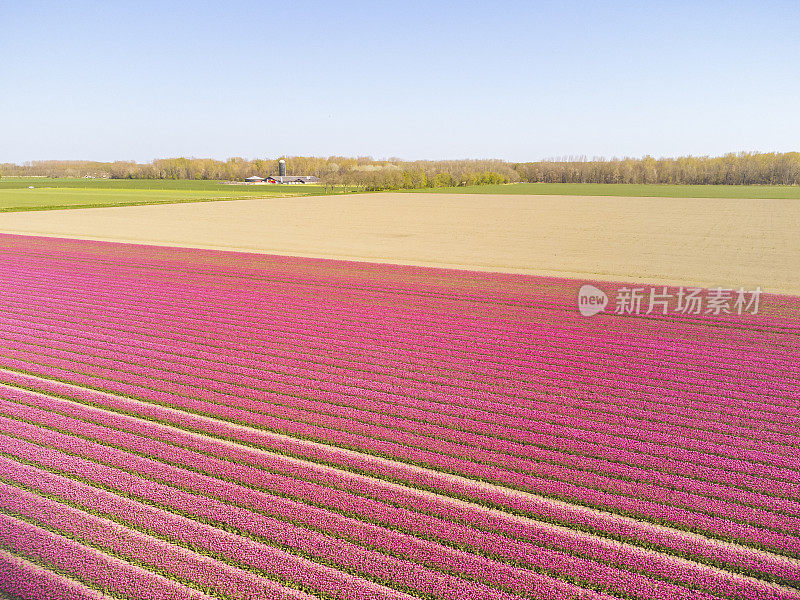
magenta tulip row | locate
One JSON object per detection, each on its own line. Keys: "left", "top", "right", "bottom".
{"left": 0, "top": 338, "right": 793, "bottom": 512}
{"left": 3, "top": 276, "right": 796, "bottom": 418}
{"left": 1, "top": 252, "right": 785, "bottom": 328}
{"left": 2, "top": 324, "right": 797, "bottom": 495}
{"left": 1, "top": 278, "right": 788, "bottom": 386}
{"left": 0, "top": 321, "right": 794, "bottom": 475}
{"left": 1, "top": 391, "right": 798, "bottom": 598}
{"left": 0, "top": 454, "right": 596, "bottom": 600}
{"left": 0, "top": 511, "right": 216, "bottom": 600}
{"left": 0, "top": 278, "right": 792, "bottom": 442}
{"left": 1, "top": 358, "right": 800, "bottom": 584}
{"left": 1, "top": 282, "right": 795, "bottom": 438}
{"left": 3, "top": 420, "right": 795, "bottom": 600}
{"left": 0, "top": 548, "right": 109, "bottom": 600}
{"left": 3, "top": 247, "right": 792, "bottom": 426}
{"left": 0, "top": 482, "right": 322, "bottom": 600}
{"left": 2, "top": 368, "right": 796, "bottom": 588}
{"left": 6, "top": 257, "right": 793, "bottom": 369}
{"left": 6, "top": 249, "right": 782, "bottom": 326}
{"left": 6, "top": 238, "right": 796, "bottom": 314}
{"left": 0, "top": 433, "right": 613, "bottom": 600}
{"left": 0, "top": 237, "right": 797, "bottom": 600}
{"left": 3, "top": 251, "right": 795, "bottom": 336}
{"left": 2, "top": 323, "right": 793, "bottom": 485}
{"left": 4, "top": 354, "right": 799, "bottom": 567}
{"left": 0, "top": 336, "right": 790, "bottom": 503}
{"left": 1, "top": 264, "right": 794, "bottom": 391}
{"left": 2, "top": 341, "right": 799, "bottom": 550}
{"left": 2, "top": 313, "right": 795, "bottom": 456}
{"left": 2, "top": 346, "right": 798, "bottom": 559}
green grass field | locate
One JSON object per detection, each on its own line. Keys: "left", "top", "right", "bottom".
{"left": 402, "top": 182, "right": 800, "bottom": 198}
{"left": 1, "top": 178, "right": 798, "bottom": 212}
{"left": 0, "top": 178, "right": 352, "bottom": 212}
{"left": 0, "top": 177, "right": 326, "bottom": 191}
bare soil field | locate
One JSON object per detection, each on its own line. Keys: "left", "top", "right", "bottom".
{"left": 0, "top": 192, "right": 797, "bottom": 294}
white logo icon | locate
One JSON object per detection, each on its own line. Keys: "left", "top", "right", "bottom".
{"left": 578, "top": 284, "right": 608, "bottom": 317}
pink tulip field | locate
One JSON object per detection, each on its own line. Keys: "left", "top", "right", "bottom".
{"left": 0, "top": 232, "right": 797, "bottom": 600}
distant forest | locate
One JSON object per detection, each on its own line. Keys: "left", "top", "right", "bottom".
{"left": 2, "top": 152, "right": 799, "bottom": 190}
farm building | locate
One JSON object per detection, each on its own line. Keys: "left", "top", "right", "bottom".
{"left": 244, "top": 159, "right": 319, "bottom": 184}
{"left": 265, "top": 175, "right": 320, "bottom": 184}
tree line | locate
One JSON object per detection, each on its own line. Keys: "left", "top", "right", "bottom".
{"left": 515, "top": 152, "right": 800, "bottom": 186}
{"left": 2, "top": 152, "right": 799, "bottom": 189}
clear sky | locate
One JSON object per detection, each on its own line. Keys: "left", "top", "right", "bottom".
{"left": 2, "top": 0, "right": 798, "bottom": 163}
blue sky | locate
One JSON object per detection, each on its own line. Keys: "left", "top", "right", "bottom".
{"left": 1, "top": 0, "right": 798, "bottom": 163}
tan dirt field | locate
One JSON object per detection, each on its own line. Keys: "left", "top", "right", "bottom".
{"left": 0, "top": 192, "right": 797, "bottom": 294}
